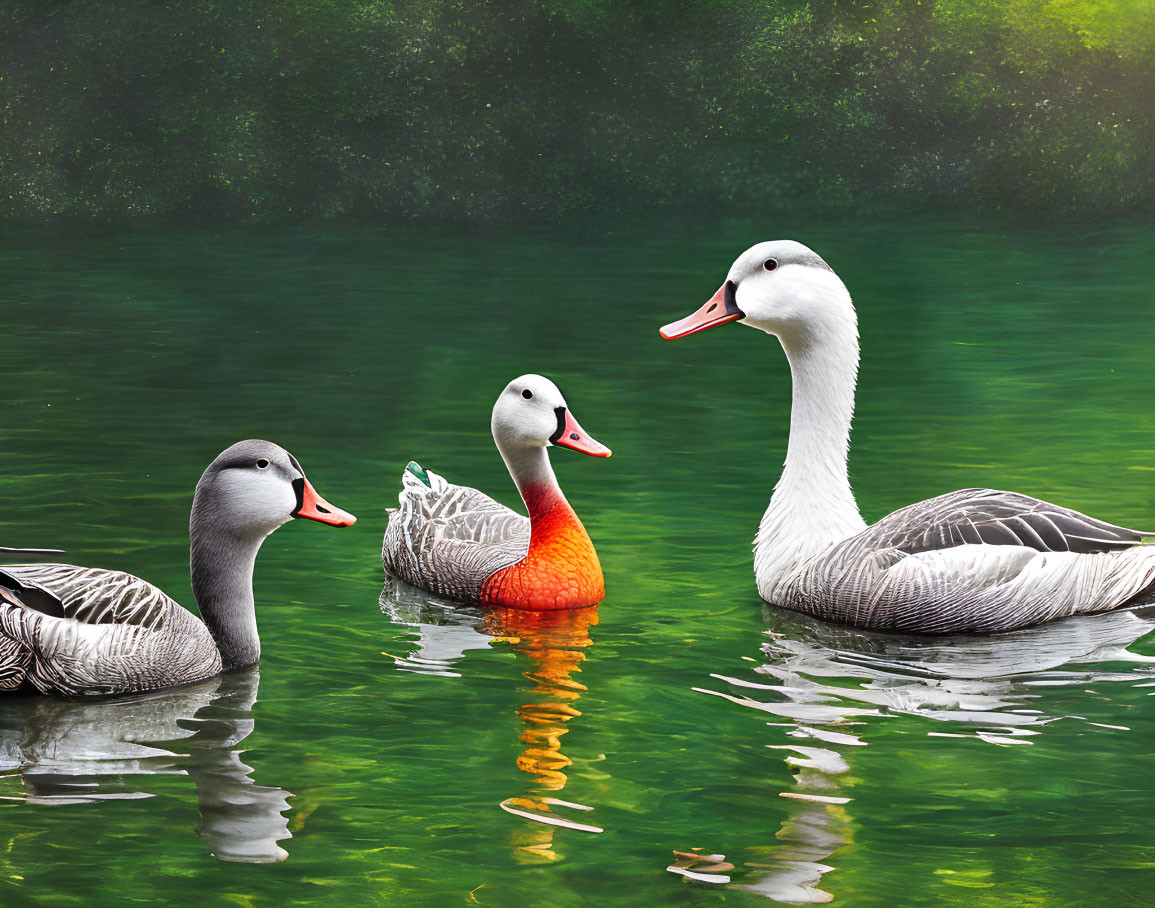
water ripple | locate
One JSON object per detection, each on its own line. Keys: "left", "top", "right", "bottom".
{"left": 0, "top": 668, "right": 292, "bottom": 863}
{"left": 380, "top": 581, "right": 603, "bottom": 860}
{"left": 678, "top": 604, "right": 1155, "bottom": 901}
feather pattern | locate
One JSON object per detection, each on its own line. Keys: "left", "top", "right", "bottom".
{"left": 773, "top": 498, "right": 1155, "bottom": 634}
{"left": 0, "top": 564, "right": 222, "bottom": 696}
{"left": 862, "top": 488, "right": 1150, "bottom": 555}
{"left": 382, "top": 466, "right": 529, "bottom": 601}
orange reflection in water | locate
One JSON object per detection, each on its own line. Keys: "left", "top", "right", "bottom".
{"left": 486, "top": 605, "right": 599, "bottom": 861}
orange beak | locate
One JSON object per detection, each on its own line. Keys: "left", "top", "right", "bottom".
{"left": 292, "top": 477, "right": 357, "bottom": 527}
{"left": 551, "top": 409, "right": 611, "bottom": 457}
{"left": 659, "top": 280, "right": 744, "bottom": 339}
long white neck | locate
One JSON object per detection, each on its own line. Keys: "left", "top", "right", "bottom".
{"left": 754, "top": 311, "right": 866, "bottom": 602}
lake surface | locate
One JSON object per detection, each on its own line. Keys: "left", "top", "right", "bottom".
{"left": 2, "top": 216, "right": 1155, "bottom": 906}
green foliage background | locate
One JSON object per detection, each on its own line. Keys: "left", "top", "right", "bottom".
{"left": 2, "top": 0, "right": 1152, "bottom": 224}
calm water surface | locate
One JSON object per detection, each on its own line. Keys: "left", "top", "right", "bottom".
{"left": 2, "top": 218, "right": 1155, "bottom": 905}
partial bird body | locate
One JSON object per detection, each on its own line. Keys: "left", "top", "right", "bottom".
{"left": 663, "top": 240, "right": 1155, "bottom": 633}
{"left": 784, "top": 514, "right": 1155, "bottom": 634}
{"left": 478, "top": 481, "right": 603, "bottom": 610}
{"left": 383, "top": 465, "right": 530, "bottom": 602}
{"left": 0, "top": 564, "right": 220, "bottom": 695}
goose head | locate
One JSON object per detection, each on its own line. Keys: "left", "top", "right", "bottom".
{"left": 660, "top": 240, "right": 853, "bottom": 346}
{"left": 192, "top": 439, "right": 357, "bottom": 541}
{"left": 491, "top": 374, "right": 611, "bottom": 460}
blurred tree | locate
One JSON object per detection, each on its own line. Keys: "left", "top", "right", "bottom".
{"left": 0, "top": 0, "right": 1150, "bottom": 224}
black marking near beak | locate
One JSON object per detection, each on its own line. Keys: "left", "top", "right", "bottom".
{"left": 549, "top": 407, "right": 567, "bottom": 445}
{"left": 290, "top": 477, "right": 332, "bottom": 518}
{"left": 723, "top": 279, "right": 743, "bottom": 317}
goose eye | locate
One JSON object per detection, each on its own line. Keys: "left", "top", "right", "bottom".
{"left": 522, "top": 389, "right": 533, "bottom": 399}
{"left": 256, "top": 459, "right": 270, "bottom": 470}
{"left": 764, "top": 259, "right": 778, "bottom": 272}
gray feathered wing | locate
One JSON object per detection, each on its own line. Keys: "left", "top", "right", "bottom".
{"left": 382, "top": 465, "right": 529, "bottom": 602}
{"left": 860, "top": 488, "right": 1150, "bottom": 556}
{"left": 783, "top": 489, "right": 1155, "bottom": 634}
{"left": 0, "top": 564, "right": 221, "bottom": 696}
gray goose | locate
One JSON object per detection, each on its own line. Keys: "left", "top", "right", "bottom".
{"left": 0, "top": 440, "right": 355, "bottom": 695}
{"left": 661, "top": 240, "right": 1155, "bottom": 634}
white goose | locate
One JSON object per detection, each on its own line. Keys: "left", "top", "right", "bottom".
{"left": 0, "top": 440, "right": 355, "bottom": 695}
{"left": 661, "top": 241, "right": 1155, "bottom": 634}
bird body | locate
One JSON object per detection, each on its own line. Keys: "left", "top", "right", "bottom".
{"left": 383, "top": 375, "right": 609, "bottom": 611}
{"left": 0, "top": 563, "right": 221, "bottom": 694}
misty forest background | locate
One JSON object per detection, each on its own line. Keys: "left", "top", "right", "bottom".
{"left": 2, "top": 0, "right": 1153, "bottom": 226}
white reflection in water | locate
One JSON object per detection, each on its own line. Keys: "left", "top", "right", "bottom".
{"left": 380, "top": 579, "right": 494, "bottom": 676}
{"left": 0, "top": 668, "right": 293, "bottom": 863}
{"left": 688, "top": 604, "right": 1155, "bottom": 902}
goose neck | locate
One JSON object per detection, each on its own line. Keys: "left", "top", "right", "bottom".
{"left": 756, "top": 321, "right": 866, "bottom": 592}
{"left": 190, "top": 508, "right": 266, "bottom": 672}
{"left": 777, "top": 328, "right": 859, "bottom": 510}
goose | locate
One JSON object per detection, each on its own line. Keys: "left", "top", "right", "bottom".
{"left": 382, "top": 374, "right": 610, "bottom": 610}
{"left": 661, "top": 240, "right": 1155, "bottom": 634}
{"left": 0, "top": 439, "right": 355, "bottom": 695}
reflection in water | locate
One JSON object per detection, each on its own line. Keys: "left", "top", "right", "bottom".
{"left": 487, "top": 605, "right": 602, "bottom": 861}
{"left": 379, "top": 580, "right": 495, "bottom": 676}
{"left": 685, "top": 605, "right": 1155, "bottom": 902}
{"left": 0, "top": 668, "right": 293, "bottom": 863}
{"left": 381, "top": 580, "right": 602, "bottom": 860}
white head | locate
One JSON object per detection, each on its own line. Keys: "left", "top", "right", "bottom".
{"left": 491, "top": 374, "right": 611, "bottom": 460}
{"left": 660, "top": 240, "right": 854, "bottom": 348}
{"left": 192, "top": 439, "right": 356, "bottom": 541}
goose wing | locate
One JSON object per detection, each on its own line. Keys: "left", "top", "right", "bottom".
{"left": 0, "top": 571, "right": 37, "bottom": 690}
{"left": 382, "top": 464, "right": 529, "bottom": 602}
{"left": 862, "top": 488, "right": 1149, "bottom": 556}
{"left": 0, "top": 564, "right": 219, "bottom": 695}
{"left": 2, "top": 564, "right": 174, "bottom": 626}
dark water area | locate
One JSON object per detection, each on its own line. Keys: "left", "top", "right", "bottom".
{"left": 2, "top": 217, "right": 1155, "bottom": 905}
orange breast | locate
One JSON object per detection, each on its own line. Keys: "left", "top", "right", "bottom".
{"left": 480, "top": 504, "right": 605, "bottom": 611}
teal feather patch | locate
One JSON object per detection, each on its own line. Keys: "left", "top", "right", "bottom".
{"left": 405, "top": 461, "right": 432, "bottom": 488}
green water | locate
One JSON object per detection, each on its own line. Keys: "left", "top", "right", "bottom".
{"left": 3, "top": 218, "right": 1155, "bottom": 906}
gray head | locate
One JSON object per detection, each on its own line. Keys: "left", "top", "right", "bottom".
{"left": 660, "top": 240, "right": 852, "bottom": 343}
{"left": 190, "top": 439, "right": 354, "bottom": 673}
{"left": 491, "top": 374, "right": 611, "bottom": 460}
{"left": 192, "top": 439, "right": 356, "bottom": 540}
